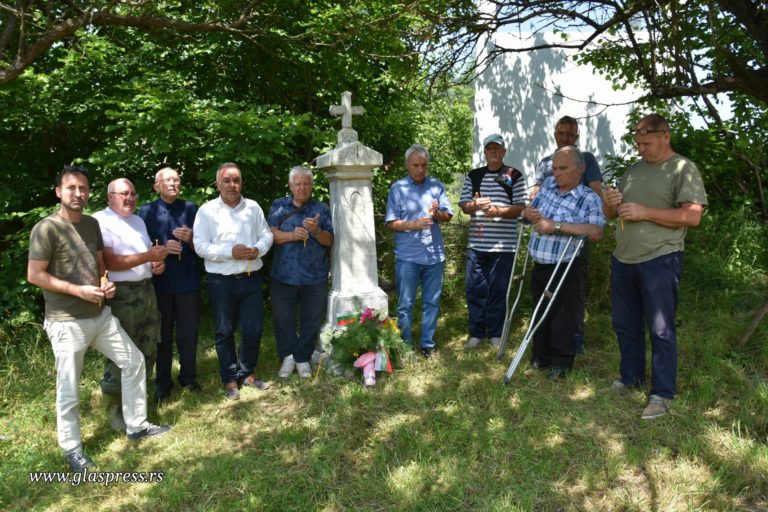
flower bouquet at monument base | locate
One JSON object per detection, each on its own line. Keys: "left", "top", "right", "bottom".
{"left": 319, "top": 307, "right": 411, "bottom": 385}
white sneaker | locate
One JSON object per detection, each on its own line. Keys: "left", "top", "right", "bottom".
{"left": 489, "top": 337, "right": 502, "bottom": 349}
{"left": 463, "top": 336, "right": 484, "bottom": 350}
{"left": 278, "top": 355, "right": 296, "bottom": 378}
{"left": 296, "top": 362, "right": 312, "bottom": 378}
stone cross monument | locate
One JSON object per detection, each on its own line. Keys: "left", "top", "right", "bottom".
{"left": 316, "top": 91, "right": 388, "bottom": 324}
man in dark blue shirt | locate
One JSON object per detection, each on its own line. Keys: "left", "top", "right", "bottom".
{"left": 268, "top": 167, "right": 334, "bottom": 378}
{"left": 138, "top": 167, "right": 201, "bottom": 402}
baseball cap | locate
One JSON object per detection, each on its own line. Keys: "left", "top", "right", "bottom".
{"left": 483, "top": 134, "right": 505, "bottom": 148}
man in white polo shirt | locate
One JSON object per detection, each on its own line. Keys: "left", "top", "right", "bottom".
{"left": 93, "top": 178, "right": 168, "bottom": 430}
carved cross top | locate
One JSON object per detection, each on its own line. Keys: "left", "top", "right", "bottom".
{"left": 329, "top": 91, "right": 364, "bottom": 129}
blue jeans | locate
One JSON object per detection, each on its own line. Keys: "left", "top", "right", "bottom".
{"left": 611, "top": 252, "right": 682, "bottom": 399}
{"left": 270, "top": 279, "right": 327, "bottom": 363}
{"left": 395, "top": 259, "right": 444, "bottom": 349}
{"left": 465, "top": 249, "right": 515, "bottom": 339}
{"left": 208, "top": 272, "right": 265, "bottom": 384}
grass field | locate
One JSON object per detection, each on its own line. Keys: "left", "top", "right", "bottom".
{"left": 1, "top": 219, "right": 767, "bottom": 511}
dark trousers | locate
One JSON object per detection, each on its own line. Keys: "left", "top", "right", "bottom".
{"left": 611, "top": 253, "right": 682, "bottom": 399}
{"left": 270, "top": 279, "right": 327, "bottom": 364}
{"left": 208, "top": 272, "right": 264, "bottom": 384}
{"left": 573, "top": 242, "right": 589, "bottom": 352}
{"left": 465, "top": 249, "right": 515, "bottom": 338}
{"left": 155, "top": 290, "right": 200, "bottom": 392}
{"left": 530, "top": 259, "right": 583, "bottom": 368}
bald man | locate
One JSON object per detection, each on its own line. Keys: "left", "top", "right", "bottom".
{"left": 93, "top": 178, "right": 168, "bottom": 430}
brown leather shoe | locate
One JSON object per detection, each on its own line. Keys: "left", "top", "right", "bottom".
{"left": 241, "top": 374, "right": 270, "bottom": 390}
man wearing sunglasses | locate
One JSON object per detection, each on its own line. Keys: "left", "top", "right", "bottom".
{"left": 603, "top": 113, "right": 708, "bottom": 420}
{"left": 93, "top": 178, "right": 169, "bottom": 431}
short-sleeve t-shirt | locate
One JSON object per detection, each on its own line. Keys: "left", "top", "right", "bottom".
{"left": 614, "top": 153, "right": 708, "bottom": 264}
{"left": 28, "top": 214, "right": 104, "bottom": 321}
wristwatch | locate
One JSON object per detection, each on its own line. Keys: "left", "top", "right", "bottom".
{"left": 554, "top": 222, "right": 562, "bottom": 234}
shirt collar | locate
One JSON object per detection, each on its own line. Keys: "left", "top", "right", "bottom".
{"left": 217, "top": 195, "right": 245, "bottom": 210}
{"left": 544, "top": 177, "right": 581, "bottom": 197}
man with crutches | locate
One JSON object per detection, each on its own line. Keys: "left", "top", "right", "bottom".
{"left": 523, "top": 146, "right": 604, "bottom": 379}
{"left": 532, "top": 116, "right": 603, "bottom": 356}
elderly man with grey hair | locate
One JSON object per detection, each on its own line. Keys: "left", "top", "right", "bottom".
{"left": 268, "top": 166, "right": 334, "bottom": 378}
{"left": 93, "top": 177, "right": 169, "bottom": 430}
{"left": 523, "top": 146, "right": 604, "bottom": 379}
{"left": 386, "top": 144, "right": 453, "bottom": 356}
{"left": 138, "top": 167, "right": 202, "bottom": 402}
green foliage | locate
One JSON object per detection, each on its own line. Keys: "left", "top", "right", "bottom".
{"left": 0, "top": 1, "right": 474, "bottom": 321}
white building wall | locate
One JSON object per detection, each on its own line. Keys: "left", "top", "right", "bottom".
{"left": 473, "top": 31, "right": 643, "bottom": 187}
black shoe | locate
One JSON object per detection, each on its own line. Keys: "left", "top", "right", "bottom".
{"left": 224, "top": 384, "right": 240, "bottom": 401}
{"left": 65, "top": 449, "right": 96, "bottom": 472}
{"left": 547, "top": 366, "right": 569, "bottom": 380}
{"left": 531, "top": 358, "right": 550, "bottom": 370}
{"left": 155, "top": 387, "right": 172, "bottom": 404}
{"left": 127, "top": 423, "right": 171, "bottom": 441}
{"left": 180, "top": 382, "right": 201, "bottom": 392}
{"left": 420, "top": 347, "right": 436, "bottom": 358}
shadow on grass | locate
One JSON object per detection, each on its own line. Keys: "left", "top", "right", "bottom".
{"left": 3, "top": 267, "right": 768, "bottom": 510}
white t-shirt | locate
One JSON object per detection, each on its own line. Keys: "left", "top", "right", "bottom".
{"left": 92, "top": 208, "right": 153, "bottom": 282}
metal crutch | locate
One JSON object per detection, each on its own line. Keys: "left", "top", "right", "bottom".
{"left": 496, "top": 221, "right": 532, "bottom": 361}
{"left": 503, "top": 236, "right": 585, "bottom": 384}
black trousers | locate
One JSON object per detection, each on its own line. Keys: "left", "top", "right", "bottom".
{"left": 530, "top": 258, "right": 584, "bottom": 368}
{"left": 155, "top": 291, "right": 200, "bottom": 391}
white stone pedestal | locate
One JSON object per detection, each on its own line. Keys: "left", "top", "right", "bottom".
{"left": 317, "top": 93, "right": 388, "bottom": 324}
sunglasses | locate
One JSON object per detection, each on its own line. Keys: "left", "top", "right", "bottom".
{"left": 635, "top": 128, "right": 667, "bottom": 135}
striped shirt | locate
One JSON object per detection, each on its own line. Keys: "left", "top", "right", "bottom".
{"left": 528, "top": 177, "right": 604, "bottom": 264}
{"left": 459, "top": 167, "right": 527, "bottom": 252}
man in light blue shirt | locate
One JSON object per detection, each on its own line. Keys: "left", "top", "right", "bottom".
{"left": 385, "top": 144, "right": 453, "bottom": 356}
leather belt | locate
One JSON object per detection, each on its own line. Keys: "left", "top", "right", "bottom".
{"left": 231, "top": 272, "right": 257, "bottom": 279}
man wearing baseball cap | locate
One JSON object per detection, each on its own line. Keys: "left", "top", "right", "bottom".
{"left": 458, "top": 134, "right": 526, "bottom": 350}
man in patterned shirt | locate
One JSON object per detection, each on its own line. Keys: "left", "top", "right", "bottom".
{"left": 523, "top": 146, "right": 604, "bottom": 379}
{"left": 268, "top": 166, "right": 334, "bottom": 378}
{"left": 459, "top": 134, "right": 526, "bottom": 350}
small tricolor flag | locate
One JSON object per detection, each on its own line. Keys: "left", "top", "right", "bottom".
{"left": 336, "top": 313, "right": 359, "bottom": 326}
{"left": 375, "top": 350, "right": 393, "bottom": 373}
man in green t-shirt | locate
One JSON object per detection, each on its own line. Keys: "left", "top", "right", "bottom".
{"left": 27, "top": 165, "right": 170, "bottom": 472}
{"left": 603, "top": 114, "right": 708, "bottom": 420}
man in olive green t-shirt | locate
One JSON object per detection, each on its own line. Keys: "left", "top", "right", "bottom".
{"left": 27, "top": 166, "right": 170, "bottom": 472}
{"left": 603, "top": 114, "right": 708, "bottom": 420}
